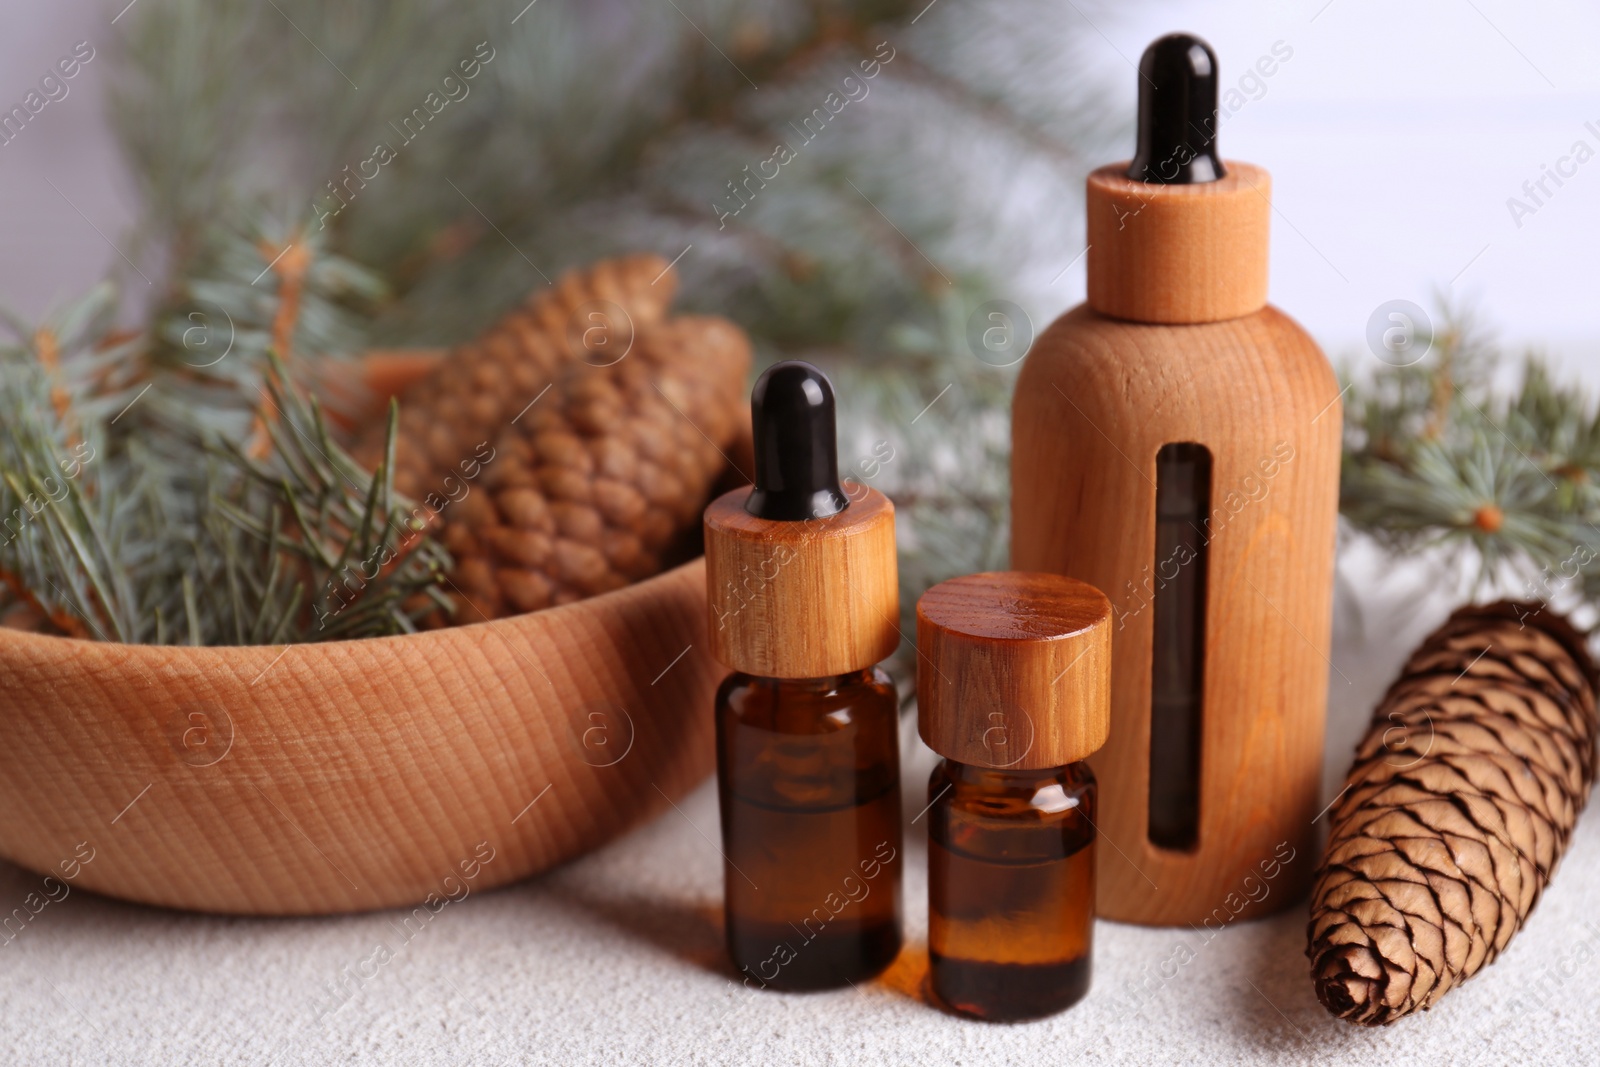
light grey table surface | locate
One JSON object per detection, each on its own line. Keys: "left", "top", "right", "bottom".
{"left": 0, "top": 541, "right": 1596, "bottom": 1066}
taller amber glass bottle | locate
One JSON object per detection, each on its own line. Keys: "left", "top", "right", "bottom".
{"left": 704, "top": 361, "right": 903, "bottom": 992}
{"left": 916, "top": 571, "right": 1113, "bottom": 1020}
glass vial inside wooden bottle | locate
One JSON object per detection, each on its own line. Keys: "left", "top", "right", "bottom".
{"left": 703, "top": 360, "right": 905, "bottom": 991}
{"left": 926, "top": 759, "right": 1095, "bottom": 1020}
{"left": 916, "top": 571, "right": 1113, "bottom": 1021}
{"left": 716, "top": 667, "right": 903, "bottom": 990}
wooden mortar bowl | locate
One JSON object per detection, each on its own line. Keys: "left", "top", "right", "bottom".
{"left": 0, "top": 352, "right": 731, "bottom": 915}
{"left": 0, "top": 565, "right": 719, "bottom": 914}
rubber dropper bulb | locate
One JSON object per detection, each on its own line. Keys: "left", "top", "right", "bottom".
{"left": 1126, "top": 32, "right": 1226, "bottom": 185}
{"left": 744, "top": 360, "right": 849, "bottom": 521}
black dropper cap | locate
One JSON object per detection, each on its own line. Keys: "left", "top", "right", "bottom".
{"left": 745, "top": 361, "right": 849, "bottom": 521}
{"left": 1126, "top": 33, "right": 1225, "bottom": 185}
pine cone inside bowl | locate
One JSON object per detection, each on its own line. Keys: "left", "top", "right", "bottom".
{"left": 444, "top": 314, "right": 751, "bottom": 618}
{"left": 352, "top": 254, "right": 751, "bottom": 622}
{"left": 356, "top": 253, "right": 684, "bottom": 502}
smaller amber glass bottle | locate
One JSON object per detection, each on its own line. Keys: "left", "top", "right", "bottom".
{"left": 704, "top": 361, "right": 903, "bottom": 992}
{"left": 916, "top": 572, "right": 1112, "bottom": 1021}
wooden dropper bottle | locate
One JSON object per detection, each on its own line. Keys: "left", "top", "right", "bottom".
{"left": 1011, "top": 33, "right": 1341, "bottom": 926}
{"left": 704, "top": 360, "right": 903, "bottom": 991}
{"left": 916, "top": 572, "right": 1112, "bottom": 1021}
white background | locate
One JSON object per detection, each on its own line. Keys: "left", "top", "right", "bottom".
{"left": 2, "top": 0, "right": 1598, "bottom": 365}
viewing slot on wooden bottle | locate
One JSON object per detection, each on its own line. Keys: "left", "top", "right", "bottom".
{"left": 1010, "top": 32, "right": 1341, "bottom": 926}
{"left": 704, "top": 360, "right": 903, "bottom": 992}
{"left": 916, "top": 572, "right": 1112, "bottom": 1022}
{"left": 1149, "top": 442, "right": 1210, "bottom": 851}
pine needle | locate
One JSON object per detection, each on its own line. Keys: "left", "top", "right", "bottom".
{"left": 1343, "top": 303, "right": 1600, "bottom": 613}
{"left": 0, "top": 235, "right": 448, "bottom": 645}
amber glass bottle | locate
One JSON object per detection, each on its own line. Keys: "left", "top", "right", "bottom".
{"left": 716, "top": 668, "right": 903, "bottom": 990}
{"left": 916, "top": 572, "right": 1112, "bottom": 1021}
{"left": 926, "top": 760, "right": 1095, "bottom": 1020}
{"left": 704, "top": 361, "right": 903, "bottom": 991}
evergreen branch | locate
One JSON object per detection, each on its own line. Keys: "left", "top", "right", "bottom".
{"left": 1343, "top": 303, "right": 1600, "bottom": 611}
{"left": 0, "top": 0, "right": 1118, "bottom": 648}
{"left": 0, "top": 264, "right": 446, "bottom": 645}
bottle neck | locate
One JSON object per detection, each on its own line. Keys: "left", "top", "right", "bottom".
{"left": 1084, "top": 161, "right": 1270, "bottom": 324}
{"left": 932, "top": 758, "right": 1095, "bottom": 828}
{"left": 743, "top": 668, "right": 876, "bottom": 692}
{"left": 940, "top": 759, "right": 1084, "bottom": 790}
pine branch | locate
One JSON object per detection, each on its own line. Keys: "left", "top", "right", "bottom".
{"left": 104, "top": 0, "right": 1115, "bottom": 350}
{"left": 829, "top": 289, "right": 1016, "bottom": 663}
{"left": 1, "top": 0, "right": 1122, "bottom": 646}
{"left": 1342, "top": 303, "right": 1600, "bottom": 612}
{"left": 0, "top": 270, "right": 446, "bottom": 645}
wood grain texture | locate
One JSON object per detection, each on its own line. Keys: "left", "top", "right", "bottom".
{"left": 916, "top": 572, "right": 1111, "bottom": 769}
{"left": 0, "top": 350, "right": 725, "bottom": 915}
{"left": 0, "top": 557, "right": 719, "bottom": 915}
{"left": 1012, "top": 304, "right": 1341, "bottom": 926}
{"left": 1086, "top": 161, "right": 1270, "bottom": 324}
{"left": 704, "top": 486, "right": 899, "bottom": 678}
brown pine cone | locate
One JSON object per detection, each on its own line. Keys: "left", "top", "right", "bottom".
{"left": 1307, "top": 601, "right": 1598, "bottom": 1025}
{"left": 442, "top": 313, "right": 751, "bottom": 619}
{"left": 353, "top": 253, "right": 679, "bottom": 500}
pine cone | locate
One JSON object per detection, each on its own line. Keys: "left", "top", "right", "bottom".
{"left": 443, "top": 314, "right": 750, "bottom": 618}
{"left": 353, "top": 253, "right": 680, "bottom": 501}
{"left": 350, "top": 254, "right": 751, "bottom": 622}
{"left": 1307, "top": 601, "right": 1598, "bottom": 1025}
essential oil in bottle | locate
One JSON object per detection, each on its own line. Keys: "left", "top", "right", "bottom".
{"left": 1011, "top": 31, "right": 1340, "bottom": 925}
{"left": 916, "top": 571, "right": 1112, "bottom": 1021}
{"left": 703, "top": 360, "right": 904, "bottom": 992}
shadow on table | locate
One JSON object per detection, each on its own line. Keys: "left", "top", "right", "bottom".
{"left": 543, "top": 881, "right": 734, "bottom": 979}
{"left": 541, "top": 877, "right": 937, "bottom": 1009}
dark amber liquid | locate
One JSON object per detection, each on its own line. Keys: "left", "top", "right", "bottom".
{"left": 1149, "top": 442, "right": 1210, "bottom": 851}
{"left": 927, "top": 759, "right": 1095, "bottom": 1021}
{"left": 716, "top": 668, "right": 904, "bottom": 991}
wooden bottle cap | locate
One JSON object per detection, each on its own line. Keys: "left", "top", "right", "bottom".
{"left": 1085, "top": 161, "right": 1270, "bottom": 324}
{"left": 704, "top": 485, "right": 899, "bottom": 678}
{"left": 917, "top": 572, "right": 1111, "bottom": 770}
